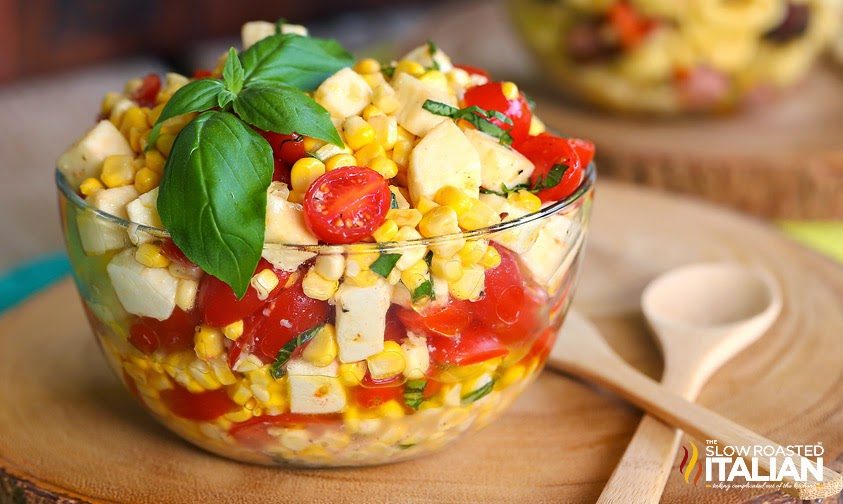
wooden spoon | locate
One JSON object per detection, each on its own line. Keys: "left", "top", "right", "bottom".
{"left": 548, "top": 288, "right": 842, "bottom": 500}
{"left": 595, "top": 263, "right": 782, "bottom": 503}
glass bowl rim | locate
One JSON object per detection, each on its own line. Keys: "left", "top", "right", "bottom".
{"left": 56, "top": 163, "right": 595, "bottom": 254}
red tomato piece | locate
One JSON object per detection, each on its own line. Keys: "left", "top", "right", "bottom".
{"left": 160, "top": 383, "right": 238, "bottom": 421}
{"left": 259, "top": 131, "right": 307, "bottom": 167}
{"left": 192, "top": 69, "right": 214, "bottom": 79}
{"left": 384, "top": 307, "right": 408, "bottom": 342}
{"left": 128, "top": 308, "right": 198, "bottom": 354}
{"left": 396, "top": 301, "right": 473, "bottom": 339}
{"left": 351, "top": 381, "right": 405, "bottom": 409}
{"left": 516, "top": 133, "right": 589, "bottom": 203}
{"left": 428, "top": 325, "right": 508, "bottom": 366}
{"left": 526, "top": 327, "right": 557, "bottom": 361}
{"left": 229, "top": 413, "right": 341, "bottom": 448}
{"left": 160, "top": 239, "right": 195, "bottom": 268}
{"left": 131, "top": 73, "right": 161, "bottom": 108}
{"left": 303, "top": 167, "right": 391, "bottom": 244}
{"left": 463, "top": 82, "right": 532, "bottom": 144}
{"left": 607, "top": 2, "right": 656, "bottom": 49}
{"left": 196, "top": 259, "right": 289, "bottom": 327}
{"left": 454, "top": 64, "right": 490, "bottom": 80}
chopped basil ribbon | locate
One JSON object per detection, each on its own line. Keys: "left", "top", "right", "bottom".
{"left": 461, "top": 379, "right": 495, "bottom": 405}
{"left": 370, "top": 253, "right": 402, "bottom": 277}
{"left": 426, "top": 40, "right": 440, "bottom": 71}
{"left": 269, "top": 324, "right": 325, "bottom": 379}
{"left": 404, "top": 379, "right": 427, "bottom": 410}
{"left": 479, "top": 163, "right": 570, "bottom": 197}
{"left": 422, "top": 99, "right": 513, "bottom": 146}
{"left": 411, "top": 279, "right": 435, "bottom": 303}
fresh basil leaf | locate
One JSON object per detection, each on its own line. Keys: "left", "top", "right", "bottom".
{"left": 404, "top": 379, "right": 427, "bottom": 410}
{"left": 240, "top": 33, "right": 353, "bottom": 91}
{"left": 370, "top": 253, "right": 402, "bottom": 277}
{"left": 422, "top": 99, "right": 513, "bottom": 146}
{"left": 270, "top": 324, "right": 325, "bottom": 379}
{"left": 424, "top": 251, "right": 433, "bottom": 267}
{"left": 233, "top": 84, "right": 343, "bottom": 146}
{"left": 222, "top": 47, "right": 245, "bottom": 95}
{"left": 274, "top": 17, "right": 287, "bottom": 34}
{"left": 426, "top": 40, "right": 440, "bottom": 71}
{"left": 533, "top": 163, "right": 569, "bottom": 191}
{"left": 157, "top": 111, "right": 272, "bottom": 298}
{"left": 146, "top": 78, "right": 225, "bottom": 150}
{"left": 479, "top": 182, "right": 530, "bottom": 197}
{"left": 422, "top": 100, "right": 458, "bottom": 117}
{"left": 462, "top": 379, "right": 495, "bottom": 405}
{"left": 412, "top": 279, "right": 435, "bottom": 302}
{"left": 381, "top": 63, "right": 396, "bottom": 79}
{"left": 217, "top": 89, "right": 236, "bottom": 109}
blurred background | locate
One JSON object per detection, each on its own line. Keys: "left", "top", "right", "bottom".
{"left": 1, "top": 0, "right": 842, "bottom": 311}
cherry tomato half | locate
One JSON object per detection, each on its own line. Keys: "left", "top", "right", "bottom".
{"left": 396, "top": 300, "right": 473, "bottom": 339}
{"left": 229, "top": 413, "right": 341, "bottom": 448}
{"left": 463, "top": 82, "right": 532, "bottom": 144}
{"left": 131, "top": 73, "right": 161, "bottom": 108}
{"left": 303, "top": 167, "right": 391, "bottom": 244}
{"left": 128, "top": 308, "right": 198, "bottom": 354}
{"left": 160, "top": 383, "right": 238, "bottom": 421}
{"left": 351, "top": 381, "right": 405, "bottom": 409}
{"left": 428, "top": 324, "right": 508, "bottom": 366}
{"left": 196, "top": 259, "right": 289, "bottom": 327}
{"left": 516, "top": 133, "right": 592, "bottom": 203}
{"left": 258, "top": 131, "right": 306, "bottom": 185}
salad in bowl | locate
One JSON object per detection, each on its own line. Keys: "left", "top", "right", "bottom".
{"left": 56, "top": 21, "right": 595, "bottom": 466}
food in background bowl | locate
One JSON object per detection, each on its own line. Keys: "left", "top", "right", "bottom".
{"left": 56, "top": 21, "right": 595, "bottom": 466}
{"left": 510, "top": 0, "right": 839, "bottom": 114}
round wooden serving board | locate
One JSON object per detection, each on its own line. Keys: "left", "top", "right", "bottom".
{"left": 401, "top": 0, "right": 843, "bottom": 220}
{"left": 2, "top": 182, "right": 843, "bottom": 504}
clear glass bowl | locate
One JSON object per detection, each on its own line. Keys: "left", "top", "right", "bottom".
{"left": 56, "top": 165, "right": 595, "bottom": 466}
{"left": 509, "top": 0, "right": 839, "bottom": 114}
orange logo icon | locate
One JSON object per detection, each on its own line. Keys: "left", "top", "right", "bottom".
{"left": 679, "top": 441, "right": 704, "bottom": 485}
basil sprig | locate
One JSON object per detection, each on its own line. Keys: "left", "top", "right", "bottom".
{"left": 404, "top": 379, "right": 427, "bottom": 410}
{"left": 412, "top": 279, "right": 435, "bottom": 303}
{"left": 269, "top": 324, "right": 325, "bottom": 379}
{"left": 479, "top": 163, "right": 570, "bottom": 197}
{"left": 462, "top": 379, "right": 495, "bottom": 405}
{"left": 153, "top": 34, "right": 352, "bottom": 297}
{"left": 370, "top": 253, "right": 402, "bottom": 278}
{"left": 423, "top": 99, "right": 513, "bottom": 146}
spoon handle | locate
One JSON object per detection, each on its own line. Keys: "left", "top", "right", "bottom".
{"left": 555, "top": 354, "right": 843, "bottom": 500}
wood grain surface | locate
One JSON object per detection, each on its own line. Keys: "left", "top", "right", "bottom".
{"left": 0, "top": 182, "right": 842, "bottom": 503}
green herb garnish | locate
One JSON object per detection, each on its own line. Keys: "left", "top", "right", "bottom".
{"left": 404, "top": 379, "right": 427, "bottom": 410}
{"left": 426, "top": 40, "right": 440, "bottom": 71}
{"left": 269, "top": 324, "right": 325, "bottom": 378}
{"left": 390, "top": 192, "right": 399, "bottom": 209}
{"left": 381, "top": 63, "right": 396, "bottom": 79}
{"left": 152, "top": 35, "right": 353, "bottom": 297}
{"left": 479, "top": 163, "right": 570, "bottom": 197}
{"left": 461, "top": 379, "right": 495, "bottom": 405}
{"left": 422, "top": 100, "right": 513, "bottom": 146}
{"left": 411, "top": 279, "right": 435, "bottom": 303}
{"left": 370, "top": 253, "right": 402, "bottom": 277}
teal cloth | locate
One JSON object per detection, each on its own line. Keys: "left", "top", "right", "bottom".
{"left": 0, "top": 252, "right": 71, "bottom": 314}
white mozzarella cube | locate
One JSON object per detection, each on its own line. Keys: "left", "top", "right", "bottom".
{"left": 401, "top": 44, "right": 454, "bottom": 73}
{"left": 480, "top": 194, "right": 541, "bottom": 254}
{"left": 390, "top": 283, "right": 413, "bottom": 309}
{"left": 106, "top": 249, "right": 178, "bottom": 320}
{"left": 314, "top": 67, "right": 372, "bottom": 119}
{"left": 288, "top": 375, "right": 346, "bottom": 414}
{"left": 263, "top": 246, "right": 316, "bottom": 273}
{"left": 58, "top": 120, "right": 133, "bottom": 188}
{"left": 402, "top": 333, "right": 430, "bottom": 379}
{"left": 334, "top": 279, "right": 392, "bottom": 362}
{"left": 286, "top": 358, "right": 339, "bottom": 378}
{"left": 78, "top": 185, "right": 140, "bottom": 255}
{"left": 408, "top": 120, "right": 481, "bottom": 204}
{"left": 464, "top": 129, "right": 534, "bottom": 190}
{"left": 521, "top": 215, "right": 578, "bottom": 294}
{"left": 87, "top": 185, "right": 139, "bottom": 219}
{"left": 262, "top": 182, "right": 318, "bottom": 271}
{"left": 241, "top": 21, "right": 308, "bottom": 49}
{"left": 126, "top": 188, "right": 162, "bottom": 245}
{"left": 392, "top": 73, "right": 456, "bottom": 136}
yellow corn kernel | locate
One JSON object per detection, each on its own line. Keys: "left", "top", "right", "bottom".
{"left": 339, "top": 362, "right": 367, "bottom": 386}
{"left": 361, "top": 104, "right": 384, "bottom": 121}
{"left": 431, "top": 254, "right": 464, "bottom": 282}
{"left": 419, "top": 206, "right": 460, "bottom": 238}
{"left": 134, "top": 167, "right": 161, "bottom": 193}
{"left": 175, "top": 278, "right": 198, "bottom": 311}
{"left": 372, "top": 219, "right": 399, "bottom": 243}
{"left": 419, "top": 70, "right": 448, "bottom": 91}
{"left": 228, "top": 382, "right": 253, "bottom": 405}
{"left": 386, "top": 208, "right": 422, "bottom": 227}
{"left": 287, "top": 191, "right": 304, "bottom": 204}
{"left": 450, "top": 264, "right": 485, "bottom": 301}
{"left": 458, "top": 240, "right": 489, "bottom": 265}
{"left": 529, "top": 115, "right": 546, "bottom": 136}
{"left": 363, "top": 71, "right": 386, "bottom": 90}
{"left": 291, "top": 157, "right": 327, "bottom": 193}
{"left": 224, "top": 407, "right": 254, "bottom": 423}
{"left": 128, "top": 126, "right": 149, "bottom": 152}
{"left": 302, "top": 136, "right": 325, "bottom": 153}
{"left": 373, "top": 85, "right": 400, "bottom": 114}
{"left": 347, "top": 246, "right": 381, "bottom": 269}
{"left": 434, "top": 186, "right": 474, "bottom": 215}
{"left": 100, "top": 92, "right": 123, "bottom": 116}
{"left": 147, "top": 103, "right": 165, "bottom": 125}
{"left": 366, "top": 341, "right": 406, "bottom": 380}
{"left": 344, "top": 269, "right": 381, "bottom": 288}
{"left": 458, "top": 200, "right": 501, "bottom": 231}
{"left": 343, "top": 115, "right": 376, "bottom": 151}
{"left": 355, "top": 143, "right": 386, "bottom": 167}
{"left": 144, "top": 149, "right": 166, "bottom": 174}
{"left": 210, "top": 358, "right": 237, "bottom": 386}
{"left": 120, "top": 106, "right": 149, "bottom": 135}
{"left": 354, "top": 58, "right": 381, "bottom": 74}
{"left": 368, "top": 157, "right": 398, "bottom": 179}
{"left": 100, "top": 154, "right": 135, "bottom": 188}
{"left": 79, "top": 177, "right": 104, "bottom": 197}
{"left": 325, "top": 153, "right": 357, "bottom": 171}
{"left": 507, "top": 190, "right": 542, "bottom": 213}
{"left": 391, "top": 139, "right": 413, "bottom": 167}
{"left": 135, "top": 243, "right": 170, "bottom": 268}
{"left": 400, "top": 259, "right": 429, "bottom": 291}
{"left": 189, "top": 360, "right": 222, "bottom": 390}
{"left": 396, "top": 126, "right": 415, "bottom": 142}
{"left": 395, "top": 59, "right": 425, "bottom": 77}
{"left": 501, "top": 81, "right": 519, "bottom": 101}
{"left": 415, "top": 197, "right": 439, "bottom": 215}
{"left": 223, "top": 320, "right": 244, "bottom": 341}
{"left": 479, "top": 245, "right": 502, "bottom": 269}
{"left": 302, "top": 324, "right": 338, "bottom": 367}
{"left": 301, "top": 269, "right": 339, "bottom": 301}
{"left": 250, "top": 269, "right": 279, "bottom": 301}
{"left": 367, "top": 115, "right": 398, "bottom": 150}
{"left": 497, "top": 365, "right": 526, "bottom": 389}
{"left": 378, "top": 400, "right": 406, "bottom": 419}
{"left": 156, "top": 133, "right": 176, "bottom": 157}
{"left": 194, "top": 326, "right": 224, "bottom": 360}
